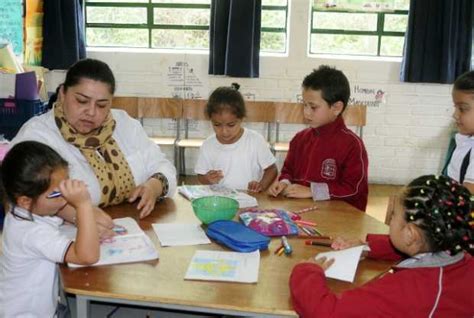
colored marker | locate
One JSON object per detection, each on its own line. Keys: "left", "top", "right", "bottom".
{"left": 274, "top": 245, "right": 284, "bottom": 255}
{"left": 112, "top": 225, "right": 127, "bottom": 234}
{"left": 305, "top": 240, "right": 332, "bottom": 247}
{"left": 47, "top": 191, "right": 62, "bottom": 199}
{"left": 281, "top": 236, "right": 292, "bottom": 255}
{"left": 295, "top": 220, "right": 317, "bottom": 227}
{"left": 298, "top": 225, "right": 314, "bottom": 236}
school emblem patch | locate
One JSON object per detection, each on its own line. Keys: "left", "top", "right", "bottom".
{"left": 321, "top": 158, "right": 337, "bottom": 180}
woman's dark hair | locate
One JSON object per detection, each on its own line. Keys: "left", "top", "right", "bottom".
{"left": 403, "top": 175, "right": 473, "bottom": 255}
{"left": 0, "top": 141, "right": 68, "bottom": 204}
{"left": 206, "top": 85, "right": 246, "bottom": 119}
{"left": 454, "top": 70, "right": 474, "bottom": 93}
{"left": 302, "top": 65, "right": 351, "bottom": 112}
{"left": 63, "top": 58, "right": 115, "bottom": 94}
{"left": 47, "top": 59, "right": 116, "bottom": 108}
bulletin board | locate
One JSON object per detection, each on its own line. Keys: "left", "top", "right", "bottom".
{"left": 0, "top": 0, "right": 23, "bottom": 55}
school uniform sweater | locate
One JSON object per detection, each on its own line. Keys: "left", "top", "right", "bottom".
{"left": 279, "top": 116, "right": 368, "bottom": 211}
{"left": 290, "top": 234, "right": 474, "bottom": 318}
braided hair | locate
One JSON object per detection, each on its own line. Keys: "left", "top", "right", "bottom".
{"left": 403, "top": 175, "right": 473, "bottom": 255}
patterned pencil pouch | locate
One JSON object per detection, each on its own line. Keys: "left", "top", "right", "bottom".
{"left": 238, "top": 208, "right": 299, "bottom": 237}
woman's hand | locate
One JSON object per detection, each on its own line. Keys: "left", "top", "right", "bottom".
{"left": 331, "top": 237, "right": 365, "bottom": 250}
{"left": 128, "top": 178, "right": 162, "bottom": 219}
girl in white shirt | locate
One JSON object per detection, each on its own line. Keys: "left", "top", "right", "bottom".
{"left": 195, "top": 85, "right": 278, "bottom": 192}
{"left": 0, "top": 141, "right": 100, "bottom": 317}
{"left": 447, "top": 71, "right": 474, "bottom": 193}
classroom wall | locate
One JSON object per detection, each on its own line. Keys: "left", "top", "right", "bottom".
{"left": 42, "top": 1, "right": 453, "bottom": 185}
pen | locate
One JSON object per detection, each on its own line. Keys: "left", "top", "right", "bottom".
{"left": 47, "top": 191, "right": 62, "bottom": 199}
{"left": 305, "top": 240, "right": 333, "bottom": 247}
{"left": 281, "top": 236, "right": 292, "bottom": 255}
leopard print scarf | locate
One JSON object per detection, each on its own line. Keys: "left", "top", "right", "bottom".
{"left": 54, "top": 102, "right": 136, "bottom": 207}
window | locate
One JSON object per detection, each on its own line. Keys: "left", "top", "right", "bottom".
{"left": 84, "top": 0, "right": 288, "bottom": 53}
{"left": 310, "top": 0, "right": 409, "bottom": 57}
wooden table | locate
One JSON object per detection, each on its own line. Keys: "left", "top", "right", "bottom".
{"left": 60, "top": 194, "right": 392, "bottom": 317}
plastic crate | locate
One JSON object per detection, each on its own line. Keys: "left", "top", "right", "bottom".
{"left": 0, "top": 99, "right": 46, "bottom": 140}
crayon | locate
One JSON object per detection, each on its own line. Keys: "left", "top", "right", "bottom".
{"left": 295, "top": 220, "right": 317, "bottom": 227}
{"left": 274, "top": 244, "right": 284, "bottom": 255}
{"left": 292, "top": 205, "right": 318, "bottom": 215}
{"left": 305, "top": 240, "right": 333, "bottom": 247}
{"left": 277, "top": 247, "right": 285, "bottom": 256}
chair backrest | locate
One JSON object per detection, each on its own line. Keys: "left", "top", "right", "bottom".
{"left": 138, "top": 97, "right": 182, "bottom": 119}
{"left": 385, "top": 194, "right": 402, "bottom": 225}
{"left": 274, "top": 102, "right": 304, "bottom": 124}
{"left": 342, "top": 103, "right": 367, "bottom": 137}
{"left": 182, "top": 99, "right": 208, "bottom": 121}
{"left": 245, "top": 101, "right": 275, "bottom": 141}
{"left": 112, "top": 97, "right": 139, "bottom": 118}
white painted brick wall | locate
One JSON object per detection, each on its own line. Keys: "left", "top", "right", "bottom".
{"left": 12, "top": 1, "right": 456, "bottom": 185}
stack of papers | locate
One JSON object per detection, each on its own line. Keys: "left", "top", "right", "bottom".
{"left": 185, "top": 250, "right": 260, "bottom": 283}
{"left": 152, "top": 223, "right": 211, "bottom": 246}
{"left": 179, "top": 184, "right": 258, "bottom": 208}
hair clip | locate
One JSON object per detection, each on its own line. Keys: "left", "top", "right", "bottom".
{"left": 436, "top": 227, "right": 441, "bottom": 232}
{"left": 409, "top": 215, "right": 415, "bottom": 221}
{"left": 435, "top": 175, "right": 439, "bottom": 180}
{"left": 433, "top": 209, "right": 439, "bottom": 214}
{"left": 47, "top": 191, "right": 62, "bottom": 199}
{"left": 420, "top": 189, "right": 425, "bottom": 194}
{"left": 426, "top": 180, "right": 431, "bottom": 185}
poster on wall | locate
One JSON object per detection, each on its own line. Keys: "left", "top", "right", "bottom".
{"left": 350, "top": 84, "right": 386, "bottom": 107}
{"left": 24, "top": 0, "right": 43, "bottom": 66}
{"left": 166, "top": 61, "right": 208, "bottom": 99}
{"left": 0, "top": 0, "right": 23, "bottom": 56}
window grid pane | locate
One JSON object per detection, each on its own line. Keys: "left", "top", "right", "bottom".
{"left": 85, "top": 1, "right": 288, "bottom": 53}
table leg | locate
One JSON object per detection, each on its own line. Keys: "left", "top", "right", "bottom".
{"left": 76, "top": 296, "right": 91, "bottom": 318}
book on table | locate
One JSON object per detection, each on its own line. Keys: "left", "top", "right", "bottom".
{"left": 178, "top": 184, "right": 258, "bottom": 208}
{"left": 60, "top": 217, "right": 159, "bottom": 267}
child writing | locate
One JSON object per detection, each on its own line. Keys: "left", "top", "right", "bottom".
{"left": 444, "top": 70, "right": 474, "bottom": 193}
{"left": 267, "top": 65, "right": 368, "bottom": 211}
{"left": 290, "top": 175, "right": 474, "bottom": 317}
{"left": 0, "top": 141, "right": 100, "bottom": 317}
{"left": 195, "top": 85, "right": 278, "bottom": 192}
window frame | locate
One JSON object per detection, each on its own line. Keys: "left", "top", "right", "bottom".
{"left": 84, "top": 1, "right": 289, "bottom": 53}
{"left": 309, "top": 7, "right": 408, "bottom": 57}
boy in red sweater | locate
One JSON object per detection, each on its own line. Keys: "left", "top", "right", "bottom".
{"left": 290, "top": 175, "right": 474, "bottom": 317}
{"left": 267, "top": 65, "right": 368, "bottom": 211}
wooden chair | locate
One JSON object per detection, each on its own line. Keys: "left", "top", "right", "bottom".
{"left": 342, "top": 103, "right": 367, "bottom": 138}
{"left": 244, "top": 100, "right": 275, "bottom": 143}
{"left": 112, "top": 97, "right": 139, "bottom": 118}
{"left": 385, "top": 194, "right": 402, "bottom": 225}
{"left": 137, "top": 97, "right": 183, "bottom": 167}
{"left": 176, "top": 99, "right": 208, "bottom": 175}
{"left": 272, "top": 102, "right": 305, "bottom": 153}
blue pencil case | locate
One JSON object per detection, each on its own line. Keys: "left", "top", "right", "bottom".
{"left": 206, "top": 220, "right": 270, "bottom": 252}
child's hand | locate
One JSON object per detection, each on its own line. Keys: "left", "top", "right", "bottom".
{"left": 267, "top": 181, "right": 288, "bottom": 197}
{"left": 247, "top": 181, "right": 262, "bottom": 193}
{"left": 331, "top": 237, "right": 365, "bottom": 250}
{"left": 284, "top": 184, "right": 312, "bottom": 198}
{"left": 59, "top": 180, "right": 92, "bottom": 209}
{"left": 300, "top": 256, "right": 334, "bottom": 271}
{"left": 205, "top": 170, "right": 224, "bottom": 184}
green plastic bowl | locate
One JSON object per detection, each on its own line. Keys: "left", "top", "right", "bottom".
{"left": 191, "top": 196, "right": 239, "bottom": 224}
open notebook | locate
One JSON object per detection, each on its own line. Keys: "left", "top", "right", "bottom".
{"left": 60, "top": 217, "right": 159, "bottom": 267}
{"left": 179, "top": 184, "right": 258, "bottom": 208}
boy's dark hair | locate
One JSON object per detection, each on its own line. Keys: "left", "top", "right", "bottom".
{"left": 206, "top": 86, "right": 246, "bottom": 119}
{"left": 302, "top": 65, "right": 351, "bottom": 112}
{"left": 63, "top": 58, "right": 116, "bottom": 95}
{"left": 403, "top": 175, "right": 473, "bottom": 255}
{"left": 453, "top": 71, "right": 474, "bottom": 93}
{"left": 0, "top": 141, "right": 68, "bottom": 204}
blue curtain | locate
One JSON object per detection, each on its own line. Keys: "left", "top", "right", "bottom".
{"left": 209, "top": 0, "right": 261, "bottom": 78}
{"left": 41, "top": 0, "right": 86, "bottom": 70}
{"left": 400, "top": 0, "right": 473, "bottom": 84}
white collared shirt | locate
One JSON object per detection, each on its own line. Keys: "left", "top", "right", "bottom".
{"left": 0, "top": 207, "right": 72, "bottom": 317}
{"left": 12, "top": 109, "right": 177, "bottom": 205}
